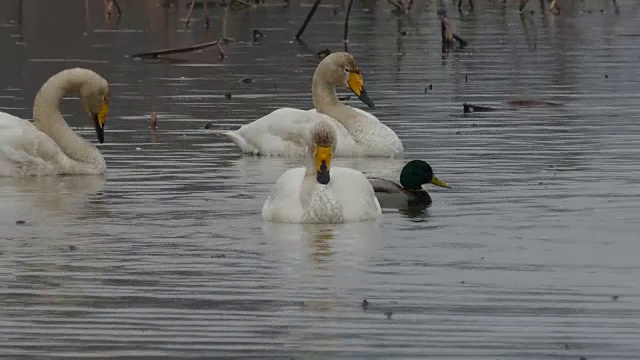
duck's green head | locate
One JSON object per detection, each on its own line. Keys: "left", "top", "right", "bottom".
{"left": 399, "top": 160, "right": 450, "bottom": 191}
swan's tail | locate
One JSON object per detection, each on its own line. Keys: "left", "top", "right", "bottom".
{"left": 212, "top": 129, "right": 258, "bottom": 154}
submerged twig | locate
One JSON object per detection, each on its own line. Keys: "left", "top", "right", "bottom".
{"left": 296, "top": 0, "right": 322, "bottom": 40}
{"left": 129, "top": 41, "right": 219, "bottom": 59}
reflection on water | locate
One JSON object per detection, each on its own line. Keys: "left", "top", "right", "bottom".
{"left": 1, "top": 0, "right": 640, "bottom": 358}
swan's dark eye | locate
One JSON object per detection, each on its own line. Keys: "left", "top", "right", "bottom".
{"left": 344, "top": 68, "right": 349, "bottom": 73}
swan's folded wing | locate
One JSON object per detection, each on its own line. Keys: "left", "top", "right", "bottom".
{"left": 330, "top": 167, "right": 382, "bottom": 221}
{"left": 229, "top": 108, "right": 338, "bottom": 156}
{"left": 0, "top": 114, "right": 64, "bottom": 176}
{"left": 262, "top": 167, "right": 306, "bottom": 223}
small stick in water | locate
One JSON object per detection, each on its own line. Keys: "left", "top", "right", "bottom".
{"left": 150, "top": 112, "right": 158, "bottom": 132}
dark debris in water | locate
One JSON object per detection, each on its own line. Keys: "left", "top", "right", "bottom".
{"left": 240, "top": 77, "right": 253, "bottom": 84}
{"left": 317, "top": 49, "right": 331, "bottom": 59}
{"left": 69, "top": 245, "right": 77, "bottom": 251}
{"left": 385, "top": 311, "right": 393, "bottom": 319}
{"left": 16, "top": 220, "right": 26, "bottom": 225}
{"left": 338, "top": 95, "right": 351, "bottom": 101}
{"left": 611, "top": 295, "right": 619, "bottom": 301}
{"left": 362, "top": 299, "right": 369, "bottom": 310}
{"left": 463, "top": 103, "right": 497, "bottom": 113}
{"left": 225, "top": 92, "right": 232, "bottom": 100}
{"left": 252, "top": 29, "right": 264, "bottom": 42}
{"left": 204, "top": 122, "right": 213, "bottom": 129}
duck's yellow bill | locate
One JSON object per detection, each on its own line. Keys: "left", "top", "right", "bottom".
{"left": 315, "top": 145, "right": 332, "bottom": 185}
{"left": 431, "top": 176, "right": 451, "bottom": 189}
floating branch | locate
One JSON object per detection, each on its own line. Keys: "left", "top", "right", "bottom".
{"left": 296, "top": 0, "right": 322, "bottom": 40}
{"left": 129, "top": 41, "right": 219, "bottom": 59}
{"left": 508, "top": 99, "right": 562, "bottom": 107}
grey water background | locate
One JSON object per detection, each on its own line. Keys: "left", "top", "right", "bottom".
{"left": 1, "top": 0, "right": 640, "bottom": 358}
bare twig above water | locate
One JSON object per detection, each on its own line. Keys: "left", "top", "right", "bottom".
{"left": 104, "top": 0, "right": 122, "bottom": 18}
{"left": 185, "top": 0, "right": 210, "bottom": 29}
{"left": 296, "top": 0, "right": 322, "bottom": 40}
{"left": 343, "top": 0, "right": 354, "bottom": 52}
{"left": 441, "top": 16, "right": 467, "bottom": 53}
{"left": 129, "top": 40, "right": 219, "bottom": 59}
{"left": 457, "top": 0, "right": 473, "bottom": 12}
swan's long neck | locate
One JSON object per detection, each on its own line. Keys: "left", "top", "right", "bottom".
{"left": 311, "top": 63, "right": 361, "bottom": 130}
{"left": 33, "top": 69, "right": 103, "bottom": 167}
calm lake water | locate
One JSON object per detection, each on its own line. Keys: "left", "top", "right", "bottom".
{"left": 1, "top": 0, "right": 640, "bottom": 358}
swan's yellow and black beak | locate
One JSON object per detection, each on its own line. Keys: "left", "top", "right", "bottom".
{"left": 347, "top": 71, "right": 375, "bottom": 108}
{"left": 315, "top": 145, "right": 332, "bottom": 185}
{"left": 91, "top": 101, "right": 109, "bottom": 144}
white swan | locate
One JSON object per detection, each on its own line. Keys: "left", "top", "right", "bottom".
{"left": 223, "top": 52, "right": 404, "bottom": 158}
{"left": 262, "top": 120, "right": 382, "bottom": 224}
{"left": 0, "top": 68, "right": 110, "bottom": 177}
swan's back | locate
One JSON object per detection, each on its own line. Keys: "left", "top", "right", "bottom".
{"left": 227, "top": 107, "right": 358, "bottom": 157}
{"left": 329, "top": 167, "right": 382, "bottom": 221}
{"left": 0, "top": 112, "right": 63, "bottom": 176}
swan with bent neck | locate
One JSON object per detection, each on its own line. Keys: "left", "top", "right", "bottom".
{"left": 262, "top": 120, "right": 382, "bottom": 224}
{"left": 222, "top": 52, "right": 404, "bottom": 158}
{"left": 0, "top": 68, "right": 110, "bottom": 177}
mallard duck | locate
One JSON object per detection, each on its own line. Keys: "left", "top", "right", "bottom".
{"left": 0, "top": 68, "right": 110, "bottom": 177}
{"left": 368, "top": 160, "right": 450, "bottom": 209}
{"left": 222, "top": 52, "right": 403, "bottom": 158}
{"left": 262, "top": 120, "right": 382, "bottom": 223}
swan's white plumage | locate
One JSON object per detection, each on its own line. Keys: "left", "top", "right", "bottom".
{"left": 262, "top": 167, "right": 382, "bottom": 223}
{"left": 222, "top": 52, "right": 404, "bottom": 158}
{"left": 225, "top": 108, "right": 358, "bottom": 157}
{"left": 262, "top": 120, "right": 382, "bottom": 224}
{"left": 0, "top": 113, "right": 67, "bottom": 177}
{"left": 0, "top": 68, "right": 109, "bottom": 177}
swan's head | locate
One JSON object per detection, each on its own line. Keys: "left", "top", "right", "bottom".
{"left": 319, "top": 52, "right": 375, "bottom": 108}
{"left": 400, "top": 160, "right": 451, "bottom": 191}
{"left": 78, "top": 72, "right": 110, "bottom": 144}
{"left": 310, "top": 120, "right": 337, "bottom": 185}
